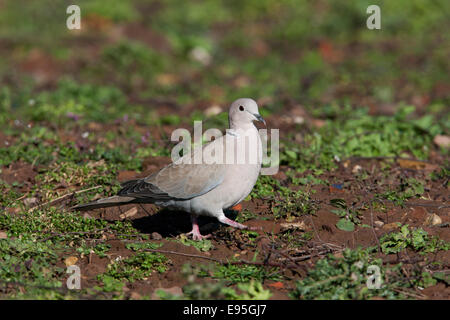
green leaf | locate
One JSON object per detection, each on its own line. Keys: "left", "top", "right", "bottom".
{"left": 285, "top": 150, "right": 297, "bottom": 159}
{"left": 336, "top": 218, "right": 355, "bottom": 232}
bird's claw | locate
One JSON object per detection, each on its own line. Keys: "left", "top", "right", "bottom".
{"left": 185, "top": 230, "right": 212, "bottom": 241}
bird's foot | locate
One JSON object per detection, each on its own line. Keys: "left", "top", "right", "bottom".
{"left": 185, "top": 229, "right": 211, "bottom": 241}
{"left": 185, "top": 214, "right": 211, "bottom": 241}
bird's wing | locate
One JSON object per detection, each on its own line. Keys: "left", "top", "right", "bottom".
{"left": 118, "top": 137, "right": 228, "bottom": 200}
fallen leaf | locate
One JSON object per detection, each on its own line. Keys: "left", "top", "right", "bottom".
{"left": 397, "top": 159, "right": 437, "bottom": 171}
{"left": 280, "top": 221, "right": 307, "bottom": 231}
{"left": 64, "top": 256, "right": 78, "bottom": 267}
{"left": 382, "top": 222, "right": 401, "bottom": 230}
{"left": 119, "top": 207, "right": 138, "bottom": 220}
{"left": 0, "top": 231, "right": 7, "bottom": 239}
{"left": 156, "top": 73, "right": 179, "bottom": 86}
{"left": 268, "top": 282, "right": 284, "bottom": 289}
{"left": 230, "top": 203, "right": 242, "bottom": 211}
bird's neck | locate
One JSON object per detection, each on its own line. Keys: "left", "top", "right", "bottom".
{"left": 229, "top": 121, "right": 257, "bottom": 132}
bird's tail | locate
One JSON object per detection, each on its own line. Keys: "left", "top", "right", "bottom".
{"left": 71, "top": 195, "right": 136, "bottom": 211}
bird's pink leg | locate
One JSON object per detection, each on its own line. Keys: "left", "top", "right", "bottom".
{"left": 185, "top": 214, "right": 211, "bottom": 241}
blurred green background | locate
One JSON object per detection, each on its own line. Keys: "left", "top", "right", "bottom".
{"left": 0, "top": 0, "right": 448, "bottom": 122}
{"left": 0, "top": 0, "right": 449, "bottom": 300}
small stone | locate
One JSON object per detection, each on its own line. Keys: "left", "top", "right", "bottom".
{"left": 352, "top": 165, "right": 362, "bottom": 174}
{"left": 433, "top": 135, "right": 450, "bottom": 148}
{"left": 189, "top": 47, "right": 211, "bottom": 65}
{"left": 23, "top": 197, "right": 38, "bottom": 207}
{"left": 293, "top": 116, "right": 304, "bottom": 124}
{"left": 374, "top": 221, "right": 384, "bottom": 228}
{"left": 204, "top": 105, "right": 222, "bottom": 117}
{"left": 151, "top": 232, "right": 163, "bottom": 240}
{"left": 426, "top": 214, "right": 442, "bottom": 226}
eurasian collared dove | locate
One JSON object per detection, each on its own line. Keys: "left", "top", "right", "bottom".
{"left": 72, "top": 98, "right": 265, "bottom": 240}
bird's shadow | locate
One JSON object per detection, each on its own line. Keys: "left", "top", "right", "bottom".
{"left": 131, "top": 208, "right": 238, "bottom": 238}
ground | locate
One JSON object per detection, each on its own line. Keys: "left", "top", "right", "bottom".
{"left": 0, "top": 0, "right": 449, "bottom": 300}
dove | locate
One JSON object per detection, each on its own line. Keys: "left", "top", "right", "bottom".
{"left": 72, "top": 98, "right": 265, "bottom": 240}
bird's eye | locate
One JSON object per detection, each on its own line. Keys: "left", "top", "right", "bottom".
{"left": 239, "top": 106, "right": 244, "bottom": 111}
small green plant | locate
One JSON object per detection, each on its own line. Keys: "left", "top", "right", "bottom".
{"left": 161, "top": 264, "right": 273, "bottom": 300}
{"left": 329, "top": 198, "right": 362, "bottom": 232}
{"left": 28, "top": 79, "right": 129, "bottom": 123}
{"left": 100, "top": 252, "right": 170, "bottom": 283}
{"left": 77, "top": 243, "right": 111, "bottom": 258}
{"left": 272, "top": 189, "right": 317, "bottom": 220}
{"left": 232, "top": 281, "right": 272, "bottom": 300}
{"left": 178, "top": 235, "right": 214, "bottom": 252}
{"left": 380, "top": 224, "right": 449, "bottom": 254}
{"left": 380, "top": 177, "right": 425, "bottom": 206}
{"left": 281, "top": 106, "right": 443, "bottom": 173}
{"left": 96, "top": 275, "right": 125, "bottom": 294}
{"left": 204, "top": 263, "right": 282, "bottom": 284}
{"left": 125, "top": 242, "right": 161, "bottom": 251}
{"left": 290, "top": 248, "right": 400, "bottom": 300}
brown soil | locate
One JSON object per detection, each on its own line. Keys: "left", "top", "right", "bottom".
{"left": 63, "top": 151, "right": 449, "bottom": 299}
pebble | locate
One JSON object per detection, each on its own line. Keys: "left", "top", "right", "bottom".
{"left": 352, "top": 165, "right": 362, "bottom": 174}
{"left": 151, "top": 232, "right": 163, "bottom": 240}
{"left": 204, "top": 105, "right": 222, "bottom": 117}
{"left": 374, "top": 220, "right": 384, "bottom": 228}
{"left": 426, "top": 213, "right": 442, "bottom": 226}
{"left": 433, "top": 135, "right": 450, "bottom": 148}
{"left": 23, "top": 197, "right": 38, "bottom": 207}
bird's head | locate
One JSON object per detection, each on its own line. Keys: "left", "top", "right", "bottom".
{"left": 228, "top": 98, "right": 265, "bottom": 130}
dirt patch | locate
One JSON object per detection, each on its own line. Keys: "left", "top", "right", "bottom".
{"left": 0, "top": 161, "right": 38, "bottom": 190}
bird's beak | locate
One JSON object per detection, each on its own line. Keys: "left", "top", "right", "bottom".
{"left": 253, "top": 113, "right": 266, "bottom": 126}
